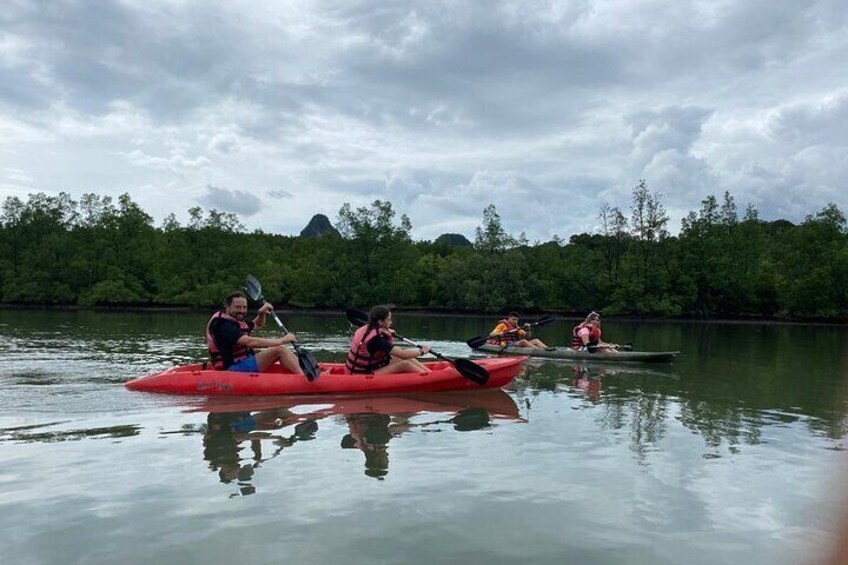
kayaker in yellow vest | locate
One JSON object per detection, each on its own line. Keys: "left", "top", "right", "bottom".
{"left": 487, "top": 311, "right": 549, "bottom": 348}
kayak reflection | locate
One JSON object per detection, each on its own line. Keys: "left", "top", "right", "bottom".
{"left": 191, "top": 390, "right": 522, "bottom": 489}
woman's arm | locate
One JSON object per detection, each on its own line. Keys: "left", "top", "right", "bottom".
{"left": 391, "top": 345, "right": 431, "bottom": 360}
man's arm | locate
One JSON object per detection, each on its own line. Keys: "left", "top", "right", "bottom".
{"left": 252, "top": 303, "right": 274, "bottom": 329}
{"left": 237, "top": 334, "right": 296, "bottom": 349}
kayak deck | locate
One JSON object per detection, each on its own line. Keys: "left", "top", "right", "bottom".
{"left": 472, "top": 343, "right": 678, "bottom": 363}
{"left": 125, "top": 357, "right": 526, "bottom": 396}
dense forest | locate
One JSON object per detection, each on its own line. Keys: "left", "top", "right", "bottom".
{"left": 1, "top": 181, "right": 846, "bottom": 320}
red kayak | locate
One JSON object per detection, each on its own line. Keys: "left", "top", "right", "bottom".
{"left": 125, "top": 357, "right": 526, "bottom": 396}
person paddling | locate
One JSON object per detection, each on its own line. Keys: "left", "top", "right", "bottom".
{"left": 346, "top": 305, "right": 432, "bottom": 374}
{"left": 487, "top": 311, "right": 549, "bottom": 348}
{"left": 571, "top": 314, "right": 618, "bottom": 352}
{"left": 206, "top": 291, "right": 303, "bottom": 374}
{"left": 570, "top": 311, "right": 599, "bottom": 350}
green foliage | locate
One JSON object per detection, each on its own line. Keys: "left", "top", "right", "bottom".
{"left": 0, "top": 190, "right": 846, "bottom": 320}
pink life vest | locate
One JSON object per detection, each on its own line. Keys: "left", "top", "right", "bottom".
{"left": 346, "top": 324, "right": 394, "bottom": 373}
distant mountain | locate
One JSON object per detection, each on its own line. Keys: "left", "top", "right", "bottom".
{"left": 433, "top": 233, "right": 472, "bottom": 247}
{"left": 300, "top": 214, "right": 340, "bottom": 238}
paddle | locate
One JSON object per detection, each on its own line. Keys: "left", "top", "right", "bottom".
{"left": 345, "top": 308, "right": 489, "bottom": 386}
{"left": 465, "top": 314, "right": 558, "bottom": 349}
{"left": 587, "top": 342, "right": 633, "bottom": 353}
{"left": 244, "top": 275, "right": 320, "bottom": 381}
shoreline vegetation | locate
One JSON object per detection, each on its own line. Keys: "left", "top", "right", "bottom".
{"left": 1, "top": 302, "right": 846, "bottom": 327}
{"left": 2, "top": 181, "right": 846, "bottom": 324}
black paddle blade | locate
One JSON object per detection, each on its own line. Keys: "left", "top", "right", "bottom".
{"left": 345, "top": 308, "right": 369, "bottom": 328}
{"left": 245, "top": 275, "right": 263, "bottom": 302}
{"left": 466, "top": 335, "right": 490, "bottom": 349}
{"left": 296, "top": 346, "right": 320, "bottom": 381}
{"left": 452, "top": 358, "right": 489, "bottom": 385}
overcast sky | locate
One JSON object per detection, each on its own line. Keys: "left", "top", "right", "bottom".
{"left": 1, "top": 0, "right": 846, "bottom": 240}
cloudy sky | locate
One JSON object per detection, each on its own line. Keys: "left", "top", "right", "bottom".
{"left": 1, "top": 1, "right": 846, "bottom": 241}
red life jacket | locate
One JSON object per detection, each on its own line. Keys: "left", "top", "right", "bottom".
{"left": 571, "top": 324, "right": 601, "bottom": 350}
{"left": 487, "top": 319, "right": 520, "bottom": 345}
{"left": 346, "top": 324, "right": 394, "bottom": 373}
{"left": 206, "top": 311, "right": 253, "bottom": 370}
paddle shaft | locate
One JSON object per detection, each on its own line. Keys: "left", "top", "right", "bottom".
{"left": 391, "top": 331, "right": 448, "bottom": 362}
{"left": 258, "top": 301, "right": 299, "bottom": 344}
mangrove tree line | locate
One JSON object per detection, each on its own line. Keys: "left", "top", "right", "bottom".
{"left": 1, "top": 182, "right": 846, "bottom": 320}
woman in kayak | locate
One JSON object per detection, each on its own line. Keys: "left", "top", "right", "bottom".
{"left": 570, "top": 311, "right": 599, "bottom": 350}
{"left": 487, "top": 311, "right": 549, "bottom": 348}
{"left": 572, "top": 316, "right": 619, "bottom": 352}
{"left": 346, "top": 305, "right": 432, "bottom": 374}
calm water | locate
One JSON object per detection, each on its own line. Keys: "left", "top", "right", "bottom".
{"left": 1, "top": 310, "right": 846, "bottom": 565}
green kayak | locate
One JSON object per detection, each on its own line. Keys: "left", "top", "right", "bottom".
{"left": 471, "top": 343, "right": 679, "bottom": 363}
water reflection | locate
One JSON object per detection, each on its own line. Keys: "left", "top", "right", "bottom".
{"left": 0, "top": 421, "right": 140, "bottom": 443}
{"left": 340, "top": 406, "right": 499, "bottom": 479}
{"left": 190, "top": 390, "right": 521, "bottom": 489}
{"left": 513, "top": 355, "right": 846, "bottom": 463}
{"left": 570, "top": 363, "right": 604, "bottom": 403}
{"left": 202, "top": 411, "right": 318, "bottom": 496}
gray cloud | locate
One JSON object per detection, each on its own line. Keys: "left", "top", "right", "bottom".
{"left": 198, "top": 185, "right": 263, "bottom": 217}
{"left": 0, "top": 0, "right": 846, "bottom": 239}
{"left": 268, "top": 189, "right": 293, "bottom": 199}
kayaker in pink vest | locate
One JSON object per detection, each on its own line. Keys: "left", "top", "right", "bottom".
{"left": 573, "top": 317, "right": 619, "bottom": 352}
{"left": 206, "top": 291, "right": 303, "bottom": 374}
{"left": 346, "top": 305, "right": 431, "bottom": 374}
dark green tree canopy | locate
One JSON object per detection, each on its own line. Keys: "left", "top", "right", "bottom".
{"left": 0, "top": 188, "right": 845, "bottom": 320}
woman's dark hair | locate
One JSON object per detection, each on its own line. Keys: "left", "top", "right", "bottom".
{"left": 508, "top": 311, "right": 520, "bottom": 318}
{"left": 368, "top": 305, "right": 392, "bottom": 326}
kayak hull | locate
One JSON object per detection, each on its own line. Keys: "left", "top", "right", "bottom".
{"left": 472, "top": 343, "right": 678, "bottom": 363}
{"left": 125, "top": 357, "right": 526, "bottom": 396}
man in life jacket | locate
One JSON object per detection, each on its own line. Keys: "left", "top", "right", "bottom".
{"left": 487, "top": 311, "right": 549, "bottom": 348}
{"left": 206, "top": 291, "right": 303, "bottom": 374}
{"left": 346, "top": 305, "right": 432, "bottom": 374}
